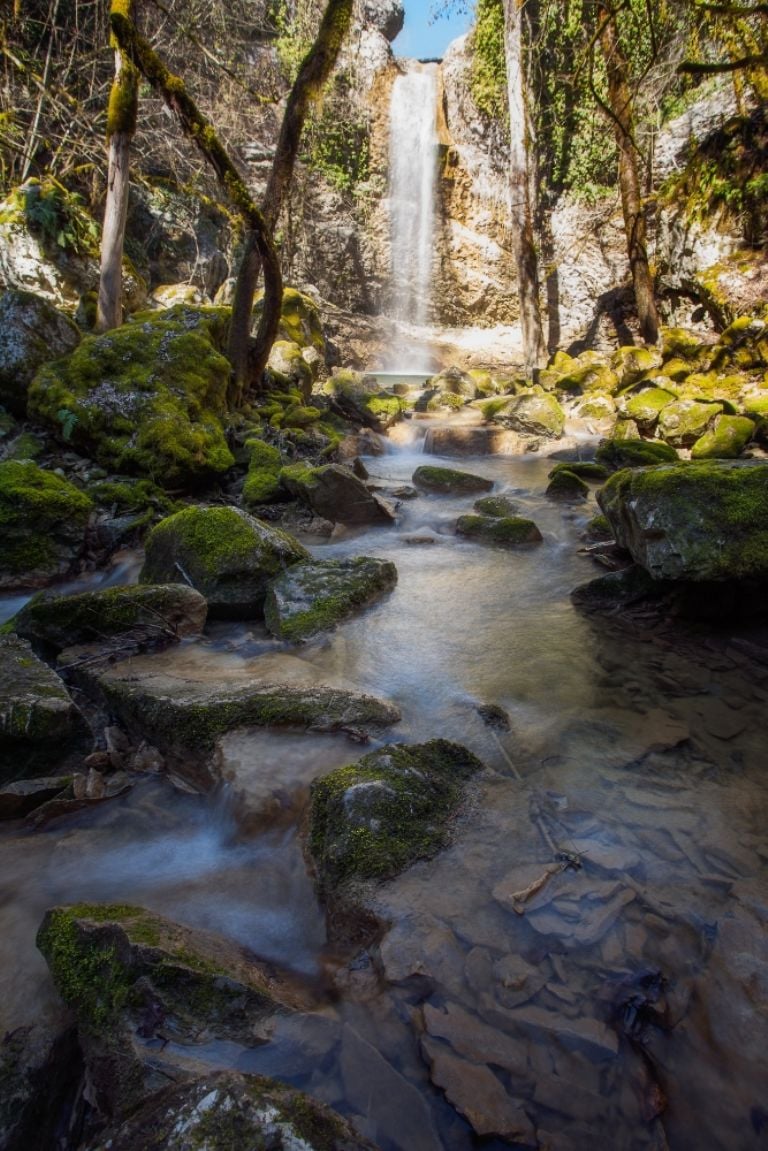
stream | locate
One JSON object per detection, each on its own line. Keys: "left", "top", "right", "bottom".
{"left": 1, "top": 413, "right": 767, "bottom": 1151}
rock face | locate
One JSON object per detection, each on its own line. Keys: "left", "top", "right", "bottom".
{"left": 11, "top": 584, "right": 207, "bottom": 652}
{"left": 0, "top": 289, "right": 80, "bottom": 416}
{"left": 28, "top": 307, "right": 234, "bottom": 487}
{"left": 280, "top": 462, "right": 396, "bottom": 525}
{"left": 598, "top": 460, "right": 768, "bottom": 581}
{"left": 0, "top": 460, "right": 93, "bottom": 589}
{"left": 0, "top": 635, "right": 90, "bottom": 779}
{"left": 81, "top": 1072, "right": 378, "bottom": 1151}
{"left": 264, "top": 557, "right": 398, "bottom": 641}
{"left": 140, "top": 506, "right": 309, "bottom": 618}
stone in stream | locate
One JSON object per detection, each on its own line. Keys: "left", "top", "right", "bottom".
{"left": 412, "top": 465, "right": 493, "bottom": 495}
{"left": 502, "top": 390, "right": 565, "bottom": 438}
{"left": 264, "top": 556, "right": 398, "bottom": 641}
{"left": 0, "top": 635, "right": 91, "bottom": 781}
{"left": 456, "top": 514, "right": 543, "bottom": 546}
{"left": 473, "top": 494, "right": 520, "bottom": 516}
{"left": 280, "top": 462, "right": 396, "bottom": 525}
{"left": 545, "top": 468, "right": 590, "bottom": 502}
{"left": 423, "top": 426, "right": 522, "bottom": 456}
{"left": 79, "top": 1072, "right": 379, "bottom": 1151}
{"left": 139, "top": 505, "right": 309, "bottom": 618}
{"left": 36, "top": 904, "right": 310, "bottom": 1119}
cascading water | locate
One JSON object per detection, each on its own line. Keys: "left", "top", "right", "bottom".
{"left": 387, "top": 65, "right": 438, "bottom": 370}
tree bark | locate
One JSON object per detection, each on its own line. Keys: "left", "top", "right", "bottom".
{"left": 597, "top": 2, "right": 660, "bottom": 346}
{"left": 110, "top": 5, "right": 282, "bottom": 405}
{"left": 502, "top": 0, "right": 545, "bottom": 380}
{"left": 228, "top": 0, "right": 354, "bottom": 391}
{"left": 97, "top": 5, "right": 138, "bottom": 333}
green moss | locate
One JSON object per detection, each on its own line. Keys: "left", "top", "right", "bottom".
{"left": 412, "top": 465, "right": 493, "bottom": 495}
{"left": 264, "top": 557, "right": 397, "bottom": 641}
{"left": 89, "top": 477, "right": 175, "bottom": 516}
{"left": 624, "top": 387, "right": 676, "bottom": 427}
{"left": 548, "top": 461, "right": 609, "bottom": 481}
{"left": 3, "top": 432, "right": 45, "bottom": 461}
{"left": 691, "top": 414, "right": 756, "bottom": 459}
{"left": 456, "top": 514, "right": 543, "bottom": 545}
{"left": 595, "top": 438, "right": 678, "bottom": 471}
{"left": 584, "top": 513, "right": 613, "bottom": 541}
{"left": 480, "top": 397, "right": 514, "bottom": 422}
{"left": 427, "top": 391, "right": 465, "bottom": 412}
{"left": 473, "top": 494, "right": 519, "bottom": 516}
{"left": 546, "top": 468, "right": 590, "bottom": 500}
{"left": 0, "top": 461, "right": 92, "bottom": 578}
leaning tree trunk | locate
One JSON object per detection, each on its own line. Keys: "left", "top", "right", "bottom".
{"left": 502, "top": 0, "right": 545, "bottom": 380}
{"left": 96, "top": 0, "right": 139, "bottom": 332}
{"left": 597, "top": 2, "right": 660, "bottom": 346}
{"left": 110, "top": 6, "right": 282, "bottom": 406}
{"left": 228, "top": 0, "right": 354, "bottom": 393}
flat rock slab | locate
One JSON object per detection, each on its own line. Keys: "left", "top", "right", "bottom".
{"left": 264, "top": 556, "right": 397, "bottom": 641}
{"left": 412, "top": 465, "right": 493, "bottom": 495}
{"left": 423, "top": 427, "right": 523, "bottom": 456}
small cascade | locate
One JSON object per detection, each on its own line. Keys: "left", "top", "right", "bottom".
{"left": 387, "top": 65, "right": 439, "bottom": 369}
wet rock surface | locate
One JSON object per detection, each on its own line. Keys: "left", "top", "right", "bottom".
{"left": 264, "top": 556, "right": 398, "bottom": 641}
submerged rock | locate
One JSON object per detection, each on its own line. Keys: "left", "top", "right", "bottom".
{"left": 0, "top": 635, "right": 91, "bottom": 781}
{"left": 456, "top": 514, "right": 542, "bottom": 546}
{"left": 473, "top": 494, "right": 520, "bottom": 516}
{"left": 412, "top": 465, "right": 493, "bottom": 495}
{"left": 657, "top": 398, "right": 723, "bottom": 446}
{"left": 241, "top": 438, "right": 284, "bottom": 507}
{"left": 598, "top": 460, "right": 768, "bottom": 581}
{"left": 140, "top": 505, "right": 309, "bottom": 618}
{"left": 0, "top": 289, "right": 80, "bottom": 417}
{"left": 281, "top": 462, "right": 396, "bottom": 525}
{"left": 264, "top": 556, "right": 397, "bottom": 641}
{"left": 0, "top": 460, "right": 93, "bottom": 589}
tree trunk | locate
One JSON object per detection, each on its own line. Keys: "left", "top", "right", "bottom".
{"left": 110, "top": 6, "right": 283, "bottom": 406}
{"left": 228, "top": 0, "right": 354, "bottom": 392}
{"left": 502, "top": 0, "right": 545, "bottom": 380}
{"left": 97, "top": 9, "right": 138, "bottom": 333}
{"left": 597, "top": 2, "right": 660, "bottom": 346}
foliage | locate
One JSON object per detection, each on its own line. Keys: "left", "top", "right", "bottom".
{"left": 304, "top": 99, "right": 370, "bottom": 193}
{"left": 469, "top": 0, "right": 506, "bottom": 121}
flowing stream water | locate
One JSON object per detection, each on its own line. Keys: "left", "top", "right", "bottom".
{"left": 1, "top": 413, "right": 767, "bottom": 1150}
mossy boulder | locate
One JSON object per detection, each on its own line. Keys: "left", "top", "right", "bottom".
{"left": 595, "top": 438, "right": 678, "bottom": 471}
{"left": 691, "top": 414, "right": 756, "bottom": 459}
{"left": 266, "top": 340, "right": 314, "bottom": 403}
{"left": 79, "top": 1072, "right": 377, "bottom": 1151}
{"left": 611, "top": 345, "right": 664, "bottom": 385}
{"left": 503, "top": 389, "right": 565, "bottom": 438}
{"left": 657, "top": 399, "right": 723, "bottom": 446}
{"left": 597, "top": 460, "right": 768, "bottom": 581}
{"left": 412, "top": 465, "right": 493, "bottom": 495}
{"left": 242, "top": 438, "right": 283, "bottom": 507}
{"left": 36, "top": 904, "right": 303, "bottom": 1118}
{"left": 325, "top": 370, "right": 405, "bottom": 431}
{"left": 308, "top": 740, "right": 483, "bottom": 923}
{"left": 256, "top": 286, "right": 326, "bottom": 358}
{"left": 456, "top": 514, "right": 542, "bottom": 545}
{"left": 0, "top": 289, "right": 80, "bottom": 416}
{"left": 623, "top": 386, "right": 676, "bottom": 429}
{"left": 28, "top": 308, "right": 234, "bottom": 487}
{"left": 583, "top": 513, "right": 613, "bottom": 542}
{"left": 280, "top": 462, "right": 396, "bottom": 525}
{"left": 264, "top": 556, "right": 397, "bottom": 641}
{"left": 431, "top": 365, "right": 477, "bottom": 398}
{"left": 577, "top": 395, "right": 616, "bottom": 421}
{"left": 545, "top": 468, "right": 590, "bottom": 501}
{"left": 0, "top": 460, "right": 93, "bottom": 589}
{"left": 548, "top": 461, "right": 609, "bottom": 481}
{"left": 0, "top": 635, "right": 91, "bottom": 780}
{"left": 11, "top": 584, "right": 207, "bottom": 653}
{"left": 661, "top": 327, "right": 706, "bottom": 363}
{"left": 473, "top": 494, "right": 520, "bottom": 517}
{"left": 140, "top": 505, "right": 309, "bottom": 619}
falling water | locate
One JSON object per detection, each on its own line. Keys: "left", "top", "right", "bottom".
{"left": 387, "top": 66, "right": 438, "bottom": 369}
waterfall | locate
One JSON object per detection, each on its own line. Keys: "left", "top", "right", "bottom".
{"left": 387, "top": 66, "right": 438, "bottom": 369}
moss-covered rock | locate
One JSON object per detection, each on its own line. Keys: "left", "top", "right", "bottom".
{"left": 691, "top": 414, "right": 756, "bottom": 459}
{"left": 455, "top": 513, "right": 543, "bottom": 545}
{"left": 657, "top": 398, "right": 724, "bottom": 446}
{"left": 37, "top": 904, "right": 302, "bottom": 1118}
{"left": 426, "top": 390, "right": 465, "bottom": 412}
{"left": 0, "top": 635, "right": 91, "bottom": 780}
{"left": 308, "top": 740, "right": 483, "bottom": 908}
{"left": 140, "top": 505, "right": 309, "bottom": 619}
{"left": 611, "top": 345, "right": 664, "bottom": 385}
{"left": 613, "top": 418, "right": 642, "bottom": 440}
{"left": 264, "top": 556, "right": 397, "bottom": 641}
{"left": 661, "top": 327, "right": 706, "bottom": 363}
{"left": 545, "top": 468, "right": 590, "bottom": 501}
{"left": 0, "top": 460, "right": 93, "bottom": 588}
{"left": 473, "top": 494, "right": 520, "bottom": 517}
{"left": 503, "top": 389, "right": 565, "bottom": 438}
{"left": 266, "top": 339, "right": 314, "bottom": 403}
{"left": 583, "top": 513, "right": 613, "bottom": 542}
{"left": 256, "top": 286, "right": 326, "bottom": 358}
{"left": 242, "top": 438, "right": 283, "bottom": 508}
{"left": 325, "top": 369, "right": 405, "bottom": 431}
{"left": 595, "top": 438, "right": 678, "bottom": 471}
{"left": 412, "top": 465, "right": 493, "bottom": 495}
{"left": 623, "top": 386, "right": 676, "bottom": 429}
{"left": 280, "top": 462, "right": 396, "bottom": 525}
{"left": 430, "top": 365, "right": 477, "bottom": 398}
{"left": 576, "top": 394, "right": 616, "bottom": 421}
{"left": 548, "top": 461, "right": 609, "bottom": 481}
{"left": 11, "top": 584, "right": 207, "bottom": 652}
{"left": 0, "top": 289, "right": 80, "bottom": 417}
{"left": 597, "top": 460, "right": 768, "bottom": 581}
{"left": 28, "top": 308, "right": 234, "bottom": 487}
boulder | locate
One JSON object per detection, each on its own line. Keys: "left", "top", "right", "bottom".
{"left": 11, "top": 584, "right": 207, "bottom": 652}
{"left": 0, "top": 289, "right": 80, "bottom": 416}
{"left": 326, "top": 370, "right": 405, "bottom": 431}
{"left": 412, "top": 465, "right": 493, "bottom": 495}
{"left": 622, "top": 386, "right": 676, "bottom": 429}
{"left": 691, "top": 414, "right": 755, "bottom": 459}
{"left": 545, "top": 469, "right": 590, "bottom": 501}
{"left": 473, "top": 494, "right": 520, "bottom": 516}
{"left": 657, "top": 398, "right": 723, "bottom": 446}
{"left": 503, "top": 390, "right": 565, "bottom": 438}
{"left": 264, "top": 557, "right": 397, "bottom": 641}
{"left": 422, "top": 426, "right": 522, "bottom": 456}
{"left": 597, "top": 460, "right": 768, "bottom": 581}
{"left": 140, "top": 505, "right": 309, "bottom": 618}
{"left": 28, "top": 307, "right": 234, "bottom": 487}
{"left": 571, "top": 564, "right": 668, "bottom": 611}
{"left": 266, "top": 339, "right": 314, "bottom": 403}
{"left": 37, "top": 904, "right": 306, "bottom": 1118}
{"left": 280, "top": 462, "right": 396, "bottom": 525}
{"left": 430, "top": 365, "right": 477, "bottom": 398}
{"left": 80, "top": 1072, "right": 377, "bottom": 1151}
{"left": 595, "top": 438, "right": 678, "bottom": 471}
{"left": 0, "top": 460, "right": 93, "bottom": 589}
{"left": 0, "top": 635, "right": 90, "bottom": 780}
{"left": 456, "top": 515, "right": 542, "bottom": 545}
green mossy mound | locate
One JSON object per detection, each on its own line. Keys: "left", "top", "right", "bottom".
{"left": 255, "top": 286, "right": 326, "bottom": 356}
{"left": 691, "top": 414, "right": 756, "bottom": 459}
{"left": 0, "top": 289, "right": 80, "bottom": 417}
{"left": 456, "top": 514, "right": 543, "bottom": 546}
{"left": 264, "top": 556, "right": 398, "bottom": 641}
{"left": 309, "top": 740, "right": 484, "bottom": 896}
{"left": 0, "top": 460, "right": 93, "bottom": 588}
{"left": 571, "top": 564, "right": 667, "bottom": 611}
{"left": 597, "top": 460, "right": 768, "bottom": 581}
{"left": 546, "top": 468, "right": 590, "bottom": 501}
{"left": 412, "top": 465, "right": 493, "bottom": 495}
{"left": 548, "top": 461, "right": 609, "bottom": 481}
{"left": 242, "top": 438, "right": 283, "bottom": 507}
{"left": 11, "top": 584, "right": 207, "bottom": 652}
{"left": 583, "top": 513, "right": 614, "bottom": 542}
{"left": 504, "top": 389, "right": 565, "bottom": 437}
{"left": 280, "top": 461, "right": 395, "bottom": 525}
{"left": 140, "top": 505, "right": 309, "bottom": 619}
{"left": 28, "top": 308, "right": 234, "bottom": 487}
{"left": 325, "top": 369, "right": 405, "bottom": 431}
{"left": 595, "top": 438, "right": 678, "bottom": 471}
{"left": 657, "top": 398, "right": 723, "bottom": 446}
{"left": 473, "top": 494, "right": 520, "bottom": 516}
{"left": 611, "top": 345, "right": 663, "bottom": 385}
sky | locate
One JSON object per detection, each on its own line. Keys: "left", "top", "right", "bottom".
{"left": 392, "top": 0, "right": 473, "bottom": 60}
